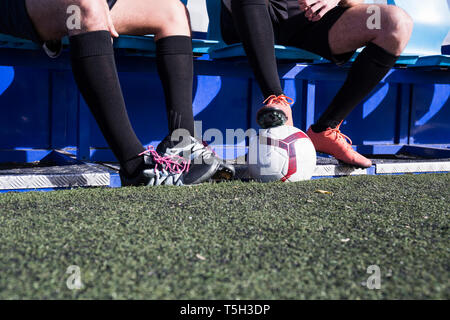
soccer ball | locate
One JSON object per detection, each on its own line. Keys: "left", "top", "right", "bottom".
{"left": 248, "top": 126, "right": 317, "bottom": 182}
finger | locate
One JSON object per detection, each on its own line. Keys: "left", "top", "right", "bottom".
{"left": 311, "top": 5, "right": 329, "bottom": 22}
{"left": 298, "top": 0, "right": 317, "bottom": 8}
{"left": 299, "top": 0, "right": 319, "bottom": 13}
{"left": 305, "top": 1, "right": 325, "bottom": 19}
{"left": 102, "top": 0, "right": 119, "bottom": 38}
{"left": 107, "top": 13, "right": 119, "bottom": 38}
{"left": 304, "top": 0, "right": 319, "bottom": 6}
{"left": 299, "top": 3, "right": 311, "bottom": 12}
{"left": 110, "top": 24, "right": 119, "bottom": 38}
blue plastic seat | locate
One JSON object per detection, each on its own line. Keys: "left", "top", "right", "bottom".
{"left": 0, "top": 34, "right": 39, "bottom": 50}
{"left": 112, "top": 35, "right": 219, "bottom": 57}
{"left": 412, "top": 55, "right": 450, "bottom": 68}
{"left": 1, "top": 0, "right": 218, "bottom": 57}
{"left": 2, "top": 0, "right": 448, "bottom": 66}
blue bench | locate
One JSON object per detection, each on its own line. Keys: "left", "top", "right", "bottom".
{"left": 4, "top": 0, "right": 445, "bottom": 66}
{"left": 114, "top": 35, "right": 219, "bottom": 56}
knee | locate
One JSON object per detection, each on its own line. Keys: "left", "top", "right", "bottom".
{"left": 381, "top": 6, "right": 414, "bottom": 53}
{"left": 154, "top": 0, "right": 191, "bottom": 38}
{"left": 69, "top": 0, "right": 109, "bottom": 34}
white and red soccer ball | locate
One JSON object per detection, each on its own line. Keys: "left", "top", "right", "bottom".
{"left": 248, "top": 126, "right": 317, "bottom": 182}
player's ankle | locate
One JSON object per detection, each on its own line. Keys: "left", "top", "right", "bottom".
{"left": 311, "top": 120, "right": 341, "bottom": 133}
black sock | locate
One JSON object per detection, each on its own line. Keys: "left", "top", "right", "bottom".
{"left": 231, "top": 0, "right": 283, "bottom": 99}
{"left": 156, "top": 36, "right": 195, "bottom": 137}
{"left": 312, "top": 43, "right": 399, "bottom": 133}
{"left": 69, "top": 31, "right": 145, "bottom": 177}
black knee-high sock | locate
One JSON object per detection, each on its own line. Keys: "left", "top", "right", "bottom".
{"left": 69, "top": 31, "right": 145, "bottom": 177}
{"left": 312, "top": 43, "right": 399, "bottom": 132}
{"left": 156, "top": 36, "right": 195, "bottom": 137}
{"left": 231, "top": 0, "right": 283, "bottom": 99}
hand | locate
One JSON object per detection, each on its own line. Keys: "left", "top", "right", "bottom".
{"left": 101, "top": 0, "right": 119, "bottom": 38}
{"left": 339, "top": 0, "right": 364, "bottom": 7}
{"left": 298, "top": 0, "right": 341, "bottom": 22}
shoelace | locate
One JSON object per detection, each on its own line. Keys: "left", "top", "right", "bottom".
{"left": 139, "top": 146, "right": 190, "bottom": 174}
{"left": 325, "top": 122, "right": 353, "bottom": 149}
{"left": 263, "top": 94, "right": 294, "bottom": 106}
{"left": 183, "top": 139, "right": 215, "bottom": 159}
{"left": 191, "top": 140, "right": 213, "bottom": 159}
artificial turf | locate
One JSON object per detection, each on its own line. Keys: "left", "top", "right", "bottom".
{"left": 0, "top": 173, "right": 448, "bottom": 299}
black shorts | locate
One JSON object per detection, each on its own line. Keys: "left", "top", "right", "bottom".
{"left": 221, "top": 0, "right": 355, "bottom": 64}
{"left": 0, "top": 0, "right": 118, "bottom": 44}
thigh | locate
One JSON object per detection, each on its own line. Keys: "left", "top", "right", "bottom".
{"left": 329, "top": 4, "right": 386, "bottom": 55}
{"left": 26, "top": 0, "right": 111, "bottom": 41}
{"left": 280, "top": 5, "right": 355, "bottom": 64}
{"left": 110, "top": 0, "right": 190, "bottom": 39}
{"left": 220, "top": 0, "right": 241, "bottom": 45}
{"left": 0, "top": 0, "right": 43, "bottom": 43}
{"left": 329, "top": 4, "right": 408, "bottom": 55}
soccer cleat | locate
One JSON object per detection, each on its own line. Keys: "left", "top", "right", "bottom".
{"left": 256, "top": 94, "right": 294, "bottom": 129}
{"left": 120, "top": 146, "right": 218, "bottom": 186}
{"left": 157, "top": 135, "right": 235, "bottom": 181}
{"left": 200, "top": 141, "right": 236, "bottom": 181}
{"left": 306, "top": 122, "right": 372, "bottom": 168}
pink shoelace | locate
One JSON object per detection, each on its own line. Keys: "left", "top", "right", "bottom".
{"left": 139, "top": 146, "right": 190, "bottom": 174}
{"left": 202, "top": 141, "right": 217, "bottom": 156}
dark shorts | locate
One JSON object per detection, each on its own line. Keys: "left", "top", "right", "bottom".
{"left": 221, "top": 0, "right": 355, "bottom": 64}
{"left": 0, "top": 0, "right": 118, "bottom": 44}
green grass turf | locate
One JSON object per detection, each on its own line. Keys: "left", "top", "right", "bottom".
{"left": 0, "top": 173, "right": 448, "bottom": 299}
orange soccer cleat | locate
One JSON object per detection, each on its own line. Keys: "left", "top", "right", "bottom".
{"left": 306, "top": 122, "right": 372, "bottom": 168}
{"left": 256, "top": 94, "right": 294, "bottom": 129}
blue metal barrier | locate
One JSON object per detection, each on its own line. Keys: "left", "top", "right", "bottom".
{"left": 1, "top": 48, "right": 448, "bottom": 164}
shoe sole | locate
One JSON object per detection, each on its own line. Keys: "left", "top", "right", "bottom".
{"left": 336, "top": 159, "right": 372, "bottom": 169}
{"left": 212, "top": 167, "right": 235, "bottom": 181}
{"left": 187, "top": 160, "right": 222, "bottom": 185}
{"left": 256, "top": 108, "right": 287, "bottom": 129}
{"left": 314, "top": 146, "right": 373, "bottom": 169}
